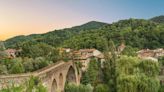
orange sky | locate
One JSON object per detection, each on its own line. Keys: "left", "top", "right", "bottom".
{"left": 0, "top": 0, "right": 94, "bottom": 41}
{"left": 1, "top": 0, "right": 163, "bottom": 41}
{"left": 0, "top": 8, "right": 88, "bottom": 41}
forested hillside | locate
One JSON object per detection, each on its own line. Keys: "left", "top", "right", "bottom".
{"left": 5, "top": 21, "right": 107, "bottom": 48}
{"left": 4, "top": 16, "right": 164, "bottom": 51}
{"left": 64, "top": 18, "right": 164, "bottom": 51}
{"left": 150, "top": 15, "right": 164, "bottom": 23}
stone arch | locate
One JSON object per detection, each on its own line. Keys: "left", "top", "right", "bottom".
{"left": 51, "top": 79, "right": 57, "bottom": 92}
{"left": 66, "top": 66, "right": 76, "bottom": 83}
{"left": 59, "top": 73, "right": 64, "bottom": 88}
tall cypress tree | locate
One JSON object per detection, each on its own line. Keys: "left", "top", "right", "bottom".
{"left": 103, "top": 40, "right": 117, "bottom": 92}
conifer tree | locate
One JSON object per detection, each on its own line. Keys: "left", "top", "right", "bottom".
{"left": 103, "top": 40, "right": 117, "bottom": 92}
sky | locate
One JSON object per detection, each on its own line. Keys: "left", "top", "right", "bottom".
{"left": 0, "top": 0, "right": 164, "bottom": 40}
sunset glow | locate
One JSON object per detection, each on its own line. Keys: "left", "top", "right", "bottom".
{"left": 0, "top": 0, "right": 163, "bottom": 40}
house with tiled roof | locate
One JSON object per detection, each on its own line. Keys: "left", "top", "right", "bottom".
{"left": 4, "top": 49, "right": 21, "bottom": 58}
{"left": 137, "top": 48, "right": 164, "bottom": 61}
{"left": 5, "top": 49, "right": 17, "bottom": 58}
{"left": 73, "top": 49, "right": 104, "bottom": 71}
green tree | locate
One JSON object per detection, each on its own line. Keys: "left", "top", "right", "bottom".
{"left": 122, "top": 46, "right": 138, "bottom": 56}
{"left": 33, "top": 57, "right": 49, "bottom": 71}
{"left": 94, "top": 84, "right": 109, "bottom": 92}
{"left": 25, "top": 76, "right": 46, "bottom": 92}
{"left": 0, "top": 41, "right": 7, "bottom": 59}
{"left": 1, "top": 86, "right": 23, "bottom": 92}
{"left": 9, "top": 58, "right": 25, "bottom": 74}
{"left": 102, "top": 40, "right": 117, "bottom": 92}
{"left": 0, "top": 41, "right": 6, "bottom": 51}
{"left": 0, "top": 64, "right": 8, "bottom": 74}
{"left": 1, "top": 76, "right": 47, "bottom": 92}
{"left": 116, "top": 56, "right": 160, "bottom": 92}
{"left": 20, "top": 42, "right": 60, "bottom": 63}
{"left": 139, "top": 59, "right": 159, "bottom": 77}
{"left": 65, "top": 83, "right": 93, "bottom": 92}
{"left": 159, "top": 84, "right": 164, "bottom": 92}
{"left": 65, "top": 83, "right": 79, "bottom": 92}
{"left": 81, "top": 72, "right": 90, "bottom": 85}
{"left": 23, "top": 57, "right": 35, "bottom": 72}
{"left": 86, "top": 59, "right": 99, "bottom": 86}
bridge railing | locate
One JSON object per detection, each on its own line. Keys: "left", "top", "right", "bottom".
{"left": 33, "top": 61, "right": 64, "bottom": 73}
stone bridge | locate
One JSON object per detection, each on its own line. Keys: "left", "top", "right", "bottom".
{"left": 0, "top": 61, "right": 80, "bottom": 92}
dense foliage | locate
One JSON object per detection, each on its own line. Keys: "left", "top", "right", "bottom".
{"left": 116, "top": 56, "right": 160, "bottom": 92}
{"left": 4, "top": 21, "right": 107, "bottom": 48}
{"left": 0, "top": 41, "right": 61, "bottom": 74}
{"left": 64, "top": 19, "right": 164, "bottom": 51}
{"left": 80, "top": 40, "right": 161, "bottom": 92}
{"left": 81, "top": 59, "right": 101, "bottom": 86}
{"left": 1, "top": 76, "right": 47, "bottom": 92}
{"left": 150, "top": 15, "right": 164, "bottom": 23}
{"left": 20, "top": 42, "right": 60, "bottom": 62}
{"left": 65, "top": 83, "right": 93, "bottom": 92}
{"left": 0, "top": 57, "right": 52, "bottom": 74}
{"left": 94, "top": 84, "right": 109, "bottom": 92}
{"left": 80, "top": 55, "right": 160, "bottom": 92}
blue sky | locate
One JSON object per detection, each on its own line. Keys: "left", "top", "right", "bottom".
{"left": 0, "top": 0, "right": 164, "bottom": 40}
{"left": 75, "top": 0, "right": 163, "bottom": 22}
{"left": 41, "top": 0, "right": 164, "bottom": 23}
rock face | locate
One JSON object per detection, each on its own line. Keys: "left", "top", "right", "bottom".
{"left": 0, "top": 61, "right": 80, "bottom": 92}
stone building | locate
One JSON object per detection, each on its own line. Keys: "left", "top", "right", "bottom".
{"left": 5, "top": 49, "right": 16, "bottom": 58}
{"left": 118, "top": 42, "right": 126, "bottom": 53}
{"left": 73, "top": 49, "right": 104, "bottom": 71}
{"left": 137, "top": 48, "right": 164, "bottom": 61}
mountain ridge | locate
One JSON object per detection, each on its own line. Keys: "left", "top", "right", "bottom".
{"left": 5, "top": 21, "right": 108, "bottom": 48}
{"left": 4, "top": 15, "right": 164, "bottom": 49}
{"left": 150, "top": 15, "right": 164, "bottom": 23}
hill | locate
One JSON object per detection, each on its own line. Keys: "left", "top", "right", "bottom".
{"left": 4, "top": 16, "right": 164, "bottom": 51}
{"left": 5, "top": 21, "right": 108, "bottom": 48}
{"left": 150, "top": 15, "right": 164, "bottom": 23}
{"left": 64, "top": 18, "right": 164, "bottom": 51}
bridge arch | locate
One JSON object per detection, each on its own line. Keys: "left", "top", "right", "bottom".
{"left": 59, "top": 73, "right": 64, "bottom": 88}
{"left": 66, "top": 66, "right": 76, "bottom": 83}
{"left": 51, "top": 79, "right": 57, "bottom": 92}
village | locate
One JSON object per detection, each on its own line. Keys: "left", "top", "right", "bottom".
{"left": 1, "top": 43, "right": 164, "bottom": 72}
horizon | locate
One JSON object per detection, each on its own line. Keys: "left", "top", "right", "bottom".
{"left": 0, "top": 0, "right": 164, "bottom": 40}
{"left": 0, "top": 17, "right": 161, "bottom": 41}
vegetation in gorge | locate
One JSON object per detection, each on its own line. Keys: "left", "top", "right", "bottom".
{"left": 65, "top": 83, "right": 93, "bottom": 92}
{"left": 79, "top": 40, "right": 160, "bottom": 92}
{"left": 80, "top": 56, "right": 160, "bottom": 92}
{"left": 1, "top": 76, "right": 47, "bottom": 92}
{"left": 0, "top": 42, "right": 60, "bottom": 74}
{"left": 116, "top": 56, "right": 160, "bottom": 92}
